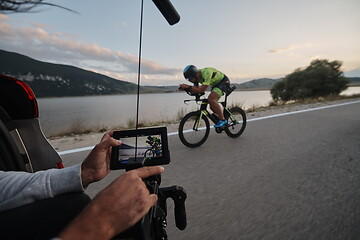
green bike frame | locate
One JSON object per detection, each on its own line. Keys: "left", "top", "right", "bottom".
{"left": 195, "top": 100, "right": 239, "bottom": 129}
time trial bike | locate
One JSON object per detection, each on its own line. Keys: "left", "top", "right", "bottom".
{"left": 144, "top": 136, "right": 162, "bottom": 158}
{"left": 178, "top": 86, "right": 246, "bottom": 148}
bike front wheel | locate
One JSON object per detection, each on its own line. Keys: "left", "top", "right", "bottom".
{"left": 178, "top": 111, "right": 210, "bottom": 148}
{"left": 224, "top": 107, "right": 246, "bottom": 138}
{"left": 144, "top": 149, "right": 154, "bottom": 158}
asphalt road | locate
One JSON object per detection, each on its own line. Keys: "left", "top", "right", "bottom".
{"left": 61, "top": 101, "right": 360, "bottom": 240}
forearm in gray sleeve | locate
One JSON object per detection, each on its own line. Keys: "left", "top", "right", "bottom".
{"left": 0, "top": 163, "right": 84, "bottom": 212}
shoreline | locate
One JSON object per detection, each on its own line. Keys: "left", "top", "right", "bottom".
{"left": 48, "top": 96, "right": 360, "bottom": 152}
{"left": 33, "top": 83, "right": 360, "bottom": 99}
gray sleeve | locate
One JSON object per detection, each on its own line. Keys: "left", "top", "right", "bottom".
{"left": 0, "top": 163, "right": 84, "bottom": 212}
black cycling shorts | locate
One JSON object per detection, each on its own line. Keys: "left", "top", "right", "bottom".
{"left": 212, "top": 75, "right": 230, "bottom": 95}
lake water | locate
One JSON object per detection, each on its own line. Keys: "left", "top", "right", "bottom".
{"left": 37, "top": 87, "right": 360, "bottom": 137}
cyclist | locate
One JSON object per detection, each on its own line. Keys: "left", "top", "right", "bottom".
{"left": 179, "top": 65, "right": 230, "bottom": 128}
{"left": 146, "top": 136, "right": 161, "bottom": 146}
{"left": 146, "top": 136, "right": 161, "bottom": 156}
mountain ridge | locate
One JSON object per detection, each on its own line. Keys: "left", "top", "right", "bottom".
{"left": 0, "top": 49, "right": 177, "bottom": 97}
{"left": 1, "top": 49, "right": 358, "bottom": 97}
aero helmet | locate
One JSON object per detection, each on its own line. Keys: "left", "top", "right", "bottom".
{"left": 183, "top": 65, "right": 198, "bottom": 80}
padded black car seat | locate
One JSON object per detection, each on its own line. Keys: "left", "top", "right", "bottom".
{"left": 0, "top": 75, "right": 91, "bottom": 240}
{"left": 0, "top": 74, "right": 63, "bottom": 172}
{"left": 0, "top": 107, "right": 26, "bottom": 171}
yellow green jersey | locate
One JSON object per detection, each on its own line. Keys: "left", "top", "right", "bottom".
{"left": 198, "top": 67, "right": 225, "bottom": 86}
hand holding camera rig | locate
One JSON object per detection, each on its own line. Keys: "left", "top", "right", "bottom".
{"left": 110, "top": 127, "right": 187, "bottom": 240}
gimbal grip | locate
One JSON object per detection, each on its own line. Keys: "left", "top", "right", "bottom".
{"left": 173, "top": 186, "right": 187, "bottom": 230}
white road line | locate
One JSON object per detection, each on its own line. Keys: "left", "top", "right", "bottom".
{"left": 58, "top": 146, "right": 95, "bottom": 155}
{"left": 247, "top": 100, "right": 360, "bottom": 122}
{"left": 58, "top": 100, "right": 360, "bottom": 156}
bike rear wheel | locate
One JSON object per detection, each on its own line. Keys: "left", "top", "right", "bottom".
{"left": 178, "top": 111, "right": 210, "bottom": 148}
{"left": 224, "top": 106, "right": 246, "bottom": 138}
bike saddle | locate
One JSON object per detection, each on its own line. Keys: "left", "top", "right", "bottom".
{"left": 226, "top": 85, "right": 237, "bottom": 96}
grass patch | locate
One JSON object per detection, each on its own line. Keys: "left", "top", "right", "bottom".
{"left": 176, "top": 107, "right": 188, "bottom": 121}
{"left": 53, "top": 118, "right": 108, "bottom": 138}
{"left": 228, "top": 100, "right": 245, "bottom": 109}
{"left": 246, "top": 104, "right": 261, "bottom": 113}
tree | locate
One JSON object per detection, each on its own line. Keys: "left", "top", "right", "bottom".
{"left": 271, "top": 59, "right": 349, "bottom": 102}
{"left": 0, "top": 0, "right": 75, "bottom": 13}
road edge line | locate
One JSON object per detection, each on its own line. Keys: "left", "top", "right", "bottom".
{"left": 58, "top": 100, "right": 360, "bottom": 156}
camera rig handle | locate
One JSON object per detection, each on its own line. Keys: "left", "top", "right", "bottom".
{"left": 115, "top": 176, "right": 187, "bottom": 240}
{"left": 158, "top": 186, "right": 187, "bottom": 231}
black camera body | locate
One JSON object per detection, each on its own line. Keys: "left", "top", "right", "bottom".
{"left": 111, "top": 127, "right": 186, "bottom": 240}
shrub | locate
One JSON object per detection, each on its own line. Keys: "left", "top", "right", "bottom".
{"left": 271, "top": 59, "right": 349, "bottom": 102}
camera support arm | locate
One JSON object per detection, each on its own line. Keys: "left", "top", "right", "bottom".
{"left": 115, "top": 175, "right": 187, "bottom": 240}
{"left": 158, "top": 186, "right": 187, "bottom": 231}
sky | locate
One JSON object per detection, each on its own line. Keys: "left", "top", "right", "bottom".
{"left": 0, "top": 0, "right": 359, "bottom": 86}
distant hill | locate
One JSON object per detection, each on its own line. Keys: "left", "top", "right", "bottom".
{"left": 1, "top": 49, "right": 358, "bottom": 97}
{"left": 235, "top": 78, "right": 281, "bottom": 90}
{"left": 234, "top": 76, "right": 360, "bottom": 90}
{"left": 347, "top": 77, "right": 360, "bottom": 86}
{"left": 0, "top": 49, "right": 176, "bottom": 97}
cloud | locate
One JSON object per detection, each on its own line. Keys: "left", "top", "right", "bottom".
{"left": 268, "top": 43, "right": 315, "bottom": 55}
{"left": 120, "top": 53, "right": 179, "bottom": 75}
{"left": 0, "top": 14, "right": 8, "bottom": 21}
{"left": 0, "top": 15, "right": 12, "bottom": 39}
{"left": 0, "top": 14, "right": 180, "bottom": 84}
{"left": 268, "top": 45, "right": 300, "bottom": 54}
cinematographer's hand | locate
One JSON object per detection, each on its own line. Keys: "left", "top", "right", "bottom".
{"left": 58, "top": 166, "right": 165, "bottom": 240}
{"left": 81, "top": 131, "right": 122, "bottom": 187}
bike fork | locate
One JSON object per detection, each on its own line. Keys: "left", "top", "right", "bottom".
{"left": 193, "top": 111, "right": 204, "bottom": 131}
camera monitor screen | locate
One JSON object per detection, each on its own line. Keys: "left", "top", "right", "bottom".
{"left": 110, "top": 127, "right": 170, "bottom": 170}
